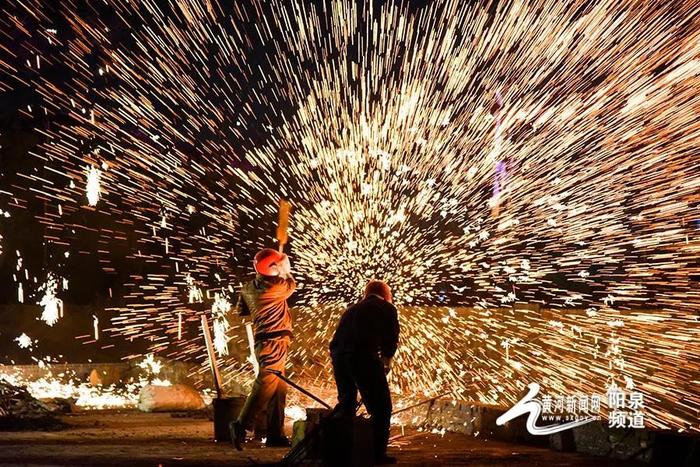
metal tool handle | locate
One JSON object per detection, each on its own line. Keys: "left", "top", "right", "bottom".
{"left": 266, "top": 369, "right": 331, "bottom": 409}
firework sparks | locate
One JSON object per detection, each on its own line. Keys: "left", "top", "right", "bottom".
{"left": 0, "top": 356, "right": 195, "bottom": 410}
{"left": 15, "top": 333, "right": 33, "bottom": 349}
{"left": 38, "top": 274, "right": 64, "bottom": 326}
{"left": 186, "top": 273, "right": 204, "bottom": 304}
{"left": 0, "top": 0, "right": 699, "bottom": 432}
{"left": 85, "top": 165, "right": 102, "bottom": 207}
{"left": 211, "top": 293, "right": 231, "bottom": 357}
{"left": 137, "top": 354, "right": 163, "bottom": 375}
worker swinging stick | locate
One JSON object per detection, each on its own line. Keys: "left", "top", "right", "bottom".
{"left": 229, "top": 199, "right": 295, "bottom": 450}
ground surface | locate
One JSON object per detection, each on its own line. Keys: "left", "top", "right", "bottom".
{"left": 0, "top": 410, "right": 643, "bottom": 466}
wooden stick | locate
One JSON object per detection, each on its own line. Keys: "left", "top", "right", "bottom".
{"left": 245, "top": 322, "right": 259, "bottom": 376}
{"left": 276, "top": 199, "right": 291, "bottom": 252}
{"left": 201, "top": 315, "right": 223, "bottom": 399}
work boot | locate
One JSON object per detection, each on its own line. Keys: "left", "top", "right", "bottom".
{"left": 229, "top": 420, "right": 245, "bottom": 451}
{"left": 375, "top": 454, "right": 397, "bottom": 465}
{"left": 265, "top": 436, "right": 291, "bottom": 448}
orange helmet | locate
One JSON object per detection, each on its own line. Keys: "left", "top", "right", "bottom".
{"left": 364, "top": 280, "right": 392, "bottom": 303}
{"left": 254, "top": 248, "right": 289, "bottom": 277}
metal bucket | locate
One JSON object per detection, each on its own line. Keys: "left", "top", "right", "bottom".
{"left": 213, "top": 397, "right": 245, "bottom": 442}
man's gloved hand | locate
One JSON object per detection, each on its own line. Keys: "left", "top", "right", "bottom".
{"left": 380, "top": 356, "right": 392, "bottom": 375}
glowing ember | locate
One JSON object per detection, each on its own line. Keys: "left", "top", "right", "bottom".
{"left": 93, "top": 315, "right": 99, "bottom": 340}
{"left": 15, "top": 334, "right": 33, "bottom": 349}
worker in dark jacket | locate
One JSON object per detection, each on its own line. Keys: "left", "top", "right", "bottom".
{"left": 230, "top": 248, "right": 296, "bottom": 450}
{"left": 329, "top": 280, "right": 400, "bottom": 465}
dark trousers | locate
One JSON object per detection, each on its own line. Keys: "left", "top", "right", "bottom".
{"left": 332, "top": 352, "right": 392, "bottom": 458}
{"left": 237, "top": 337, "right": 289, "bottom": 439}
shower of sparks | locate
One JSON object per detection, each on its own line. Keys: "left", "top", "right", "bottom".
{"left": 211, "top": 293, "right": 232, "bottom": 357}
{"left": 137, "top": 354, "right": 163, "bottom": 375}
{"left": 38, "top": 273, "right": 64, "bottom": 326}
{"left": 85, "top": 165, "right": 102, "bottom": 207}
{"left": 186, "top": 273, "right": 204, "bottom": 304}
{"left": 0, "top": 356, "right": 207, "bottom": 410}
{"left": 1, "top": 0, "right": 699, "bottom": 432}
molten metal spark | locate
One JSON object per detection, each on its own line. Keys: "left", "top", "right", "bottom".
{"left": 211, "top": 293, "right": 231, "bottom": 357}
{"left": 15, "top": 333, "right": 33, "bottom": 349}
{"left": 38, "top": 274, "right": 63, "bottom": 326}
{"left": 0, "top": 356, "right": 188, "bottom": 410}
{"left": 85, "top": 166, "right": 102, "bottom": 207}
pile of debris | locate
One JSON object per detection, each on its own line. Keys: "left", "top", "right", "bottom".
{"left": 0, "top": 378, "right": 68, "bottom": 430}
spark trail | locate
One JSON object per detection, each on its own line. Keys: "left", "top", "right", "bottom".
{"left": 0, "top": 0, "right": 699, "bottom": 431}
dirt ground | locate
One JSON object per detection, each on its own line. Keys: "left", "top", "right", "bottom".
{"left": 0, "top": 410, "right": 643, "bottom": 466}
